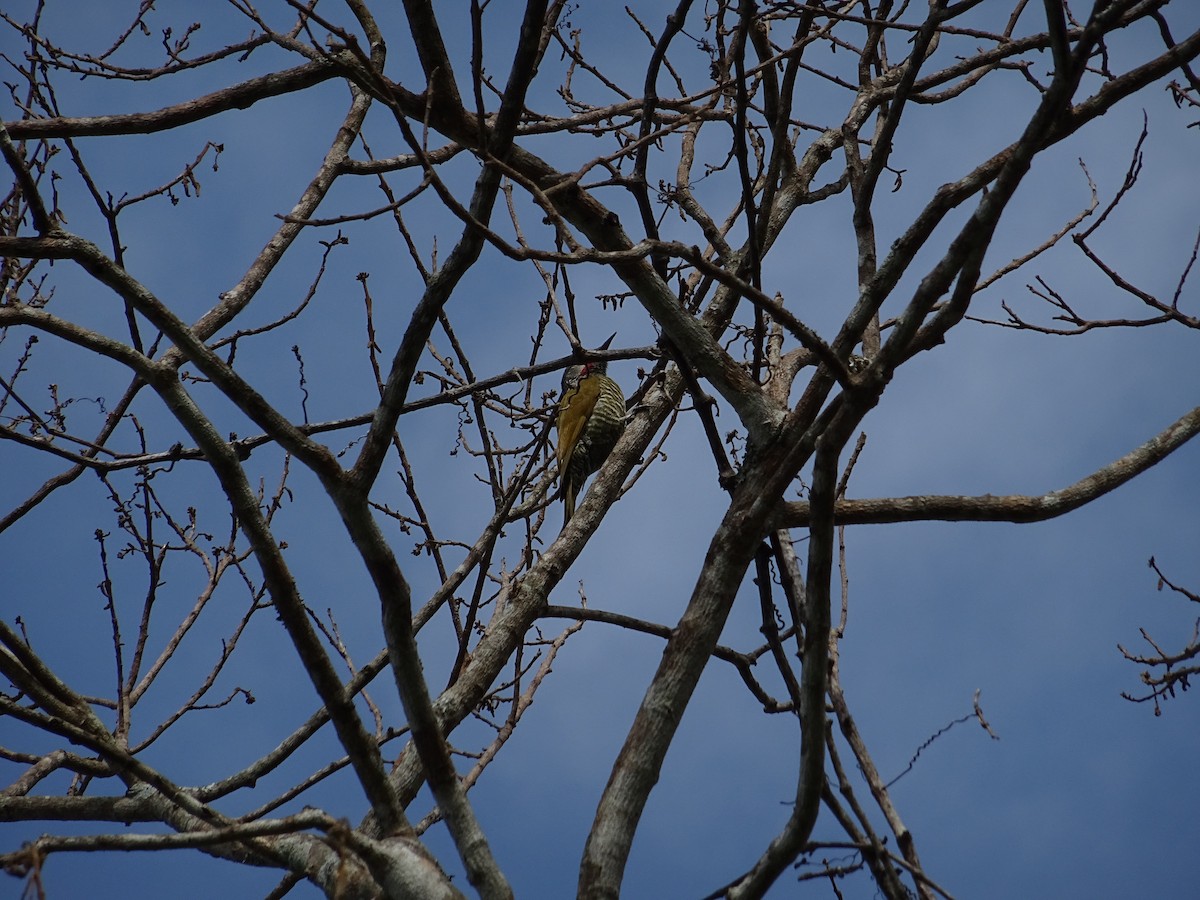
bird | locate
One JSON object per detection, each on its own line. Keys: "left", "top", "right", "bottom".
{"left": 556, "top": 334, "right": 626, "bottom": 523}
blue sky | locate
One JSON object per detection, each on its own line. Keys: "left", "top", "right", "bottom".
{"left": 2, "top": 2, "right": 1199, "bottom": 898}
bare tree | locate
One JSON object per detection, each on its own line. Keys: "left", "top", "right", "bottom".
{"left": 2, "top": 2, "right": 1198, "bottom": 898}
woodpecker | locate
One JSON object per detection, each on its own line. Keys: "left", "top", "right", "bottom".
{"left": 556, "top": 335, "right": 626, "bottom": 523}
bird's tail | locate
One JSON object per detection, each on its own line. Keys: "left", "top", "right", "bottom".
{"left": 561, "top": 483, "right": 577, "bottom": 525}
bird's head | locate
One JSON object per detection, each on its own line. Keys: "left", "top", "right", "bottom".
{"left": 561, "top": 333, "right": 615, "bottom": 391}
{"left": 561, "top": 362, "right": 586, "bottom": 392}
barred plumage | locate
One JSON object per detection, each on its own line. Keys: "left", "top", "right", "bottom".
{"left": 556, "top": 342, "right": 626, "bottom": 524}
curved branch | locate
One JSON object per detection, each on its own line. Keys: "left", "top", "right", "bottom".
{"left": 3, "top": 57, "right": 353, "bottom": 139}
{"left": 779, "top": 402, "right": 1200, "bottom": 527}
{"left": 543, "top": 604, "right": 790, "bottom": 712}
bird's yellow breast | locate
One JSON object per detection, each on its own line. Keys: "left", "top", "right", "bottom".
{"left": 557, "top": 375, "right": 602, "bottom": 469}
